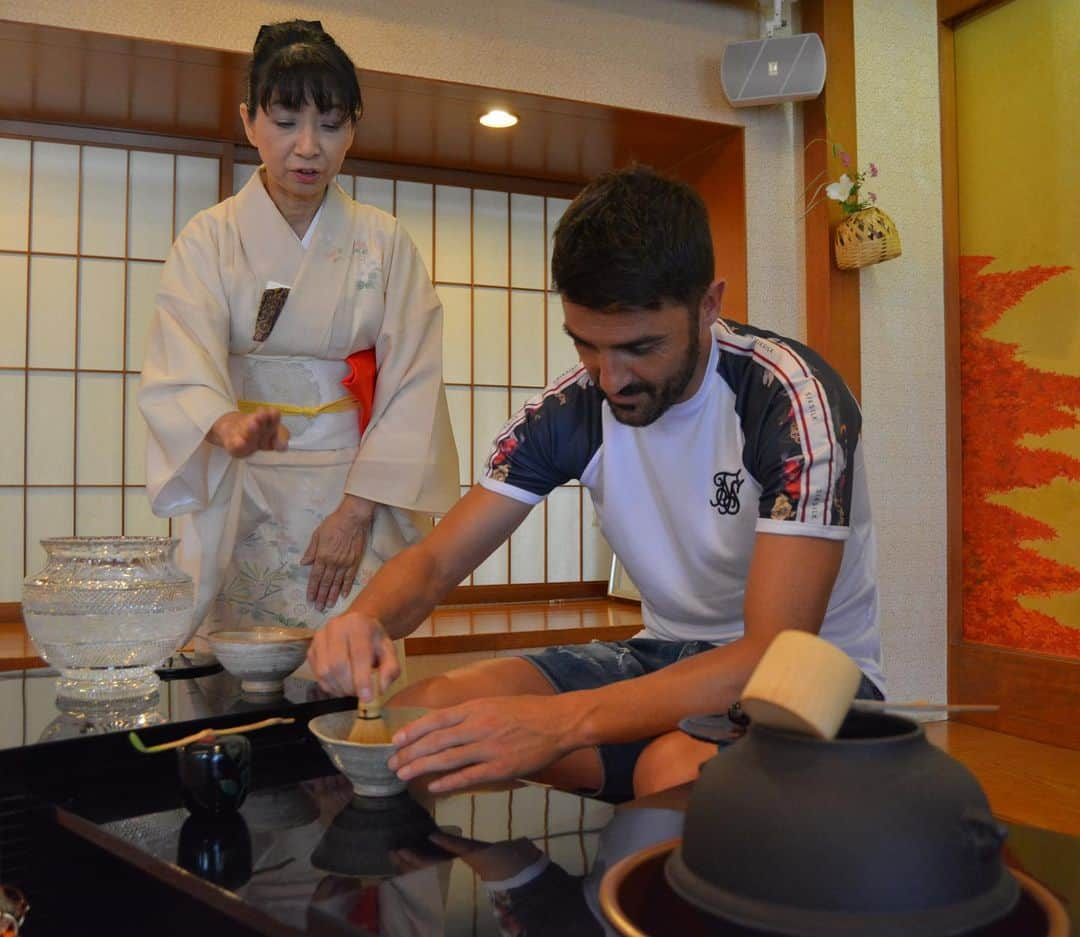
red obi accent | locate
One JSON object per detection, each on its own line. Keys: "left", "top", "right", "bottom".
{"left": 342, "top": 348, "right": 377, "bottom": 437}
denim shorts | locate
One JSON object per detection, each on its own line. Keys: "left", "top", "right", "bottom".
{"left": 523, "top": 637, "right": 884, "bottom": 803}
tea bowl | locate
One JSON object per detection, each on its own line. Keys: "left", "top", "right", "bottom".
{"left": 308, "top": 708, "right": 427, "bottom": 797}
{"left": 207, "top": 626, "right": 313, "bottom": 694}
{"left": 243, "top": 783, "right": 320, "bottom": 833}
{"left": 311, "top": 793, "right": 439, "bottom": 880}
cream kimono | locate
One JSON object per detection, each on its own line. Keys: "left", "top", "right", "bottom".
{"left": 139, "top": 173, "right": 459, "bottom": 637}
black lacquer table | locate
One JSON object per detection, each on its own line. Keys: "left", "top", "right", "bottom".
{"left": 0, "top": 665, "right": 1076, "bottom": 936}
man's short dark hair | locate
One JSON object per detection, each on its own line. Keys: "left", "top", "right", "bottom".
{"left": 551, "top": 165, "right": 714, "bottom": 311}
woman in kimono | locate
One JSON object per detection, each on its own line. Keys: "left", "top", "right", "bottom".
{"left": 139, "top": 21, "right": 459, "bottom": 642}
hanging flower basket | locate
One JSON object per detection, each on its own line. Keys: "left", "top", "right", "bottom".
{"left": 834, "top": 207, "right": 902, "bottom": 270}
{"left": 806, "top": 142, "right": 903, "bottom": 272}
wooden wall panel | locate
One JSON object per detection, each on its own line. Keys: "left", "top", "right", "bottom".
{"left": 801, "top": 0, "right": 862, "bottom": 399}
{"left": 668, "top": 129, "right": 748, "bottom": 323}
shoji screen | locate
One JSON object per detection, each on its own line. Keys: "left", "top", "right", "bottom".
{"left": 0, "top": 136, "right": 611, "bottom": 607}
{"left": 0, "top": 137, "right": 219, "bottom": 601}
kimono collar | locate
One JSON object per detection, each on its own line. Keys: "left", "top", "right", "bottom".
{"left": 234, "top": 169, "right": 350, "bottom": 288}
{"left": 234, "top": 170, "right": 356, "bottom": 357}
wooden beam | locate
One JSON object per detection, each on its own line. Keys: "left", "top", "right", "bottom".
{"left": 443, "top": 581, "right": 609, "bottom": 605}
{"left": 801, "top": 0, "right": 862, "bottom": 399}
{"left": 218, "top": 141, "right": 234, "bottom": 202}
{"left": 939, "top": 0, "right": 985, "bottom": 21}
{"left": 0, "top": 118, "right": 229, "bottom": 154}
{"left": 940, "top": 23, "right": 963, "bottom": 652}
{"left": 938, "top": 0, "right": 1012, "bottom": 25}
{"left": 0, "top": 19, "right": 741, "bottom": 189}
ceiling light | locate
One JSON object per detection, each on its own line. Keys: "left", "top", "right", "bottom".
{"left": 479, "top": 109, "right": 518, "bottom": 129}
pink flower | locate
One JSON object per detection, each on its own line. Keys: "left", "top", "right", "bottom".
{"left": 868, "top": 163, "right": 879, "bottom": 177}
{"left": 868, "top": 192, "right": 877, "bottom": 203}
{"left": 840, "top": 150, "right": 852, "bottom": 168}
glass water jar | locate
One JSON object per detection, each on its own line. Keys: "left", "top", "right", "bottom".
{"left": 22, "top": 537, "right": 194, "bottom": 701}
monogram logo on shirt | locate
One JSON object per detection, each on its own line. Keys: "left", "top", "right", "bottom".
{"left": 710, "top": 469, "right": 744, "bottom": 515}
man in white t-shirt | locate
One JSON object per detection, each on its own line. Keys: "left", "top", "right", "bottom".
{"left": 309, "top": 165, "right": 883, "bottom": 802}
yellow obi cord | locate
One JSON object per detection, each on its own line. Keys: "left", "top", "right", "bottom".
{"left": 236, "top": 395, "right": 359, "bottom": 418}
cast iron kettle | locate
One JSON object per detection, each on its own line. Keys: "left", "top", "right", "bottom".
{"left": 666, "top": 711, "right": 1020, "bottom": 936}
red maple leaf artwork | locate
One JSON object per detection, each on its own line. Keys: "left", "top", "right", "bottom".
{"left": 960, "top": 255, "right": 1080, "bottom": 657}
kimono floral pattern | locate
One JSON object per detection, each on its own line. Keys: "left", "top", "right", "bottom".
{"left": 210, "top": 499, "right": 372, "bottom": 631}
{"left": 351, "top": 243, "right": 382, "bottom": 291}
{"left": 212, "top": 514, "right": 314, "bottom": 629}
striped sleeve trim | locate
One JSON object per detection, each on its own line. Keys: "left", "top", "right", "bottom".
{"left": 477, "top": 475, "right": 545, "bottom": 506}
{"left": 756, "top": 518, "right": 851, "bottom": 541}
{"left": 716, "top": 322, "right": 842, "bottom": 526}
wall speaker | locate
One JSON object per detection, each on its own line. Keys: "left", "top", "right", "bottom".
{"left": 720, "top": 33, "right": 826, "bottom": 107}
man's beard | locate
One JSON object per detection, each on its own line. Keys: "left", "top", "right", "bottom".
{"left": 601, "top": 325, "right": 702, "bottom": 427}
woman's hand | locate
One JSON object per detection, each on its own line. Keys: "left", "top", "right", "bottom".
{"left": 206, "top": 408, "right": 289, "bottom": 457}
{"left": 301, "top": 495, "right": 376, "bottom": 612}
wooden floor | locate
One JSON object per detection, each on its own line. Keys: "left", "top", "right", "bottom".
{"left": 0, "top": 619, "right": 41, "bottom": 671}
{"left": 4, "top": 599, "right": 1078, "bottom": 835}
{"left": 924, "top": 720, "right": 1080, "bottom": 836}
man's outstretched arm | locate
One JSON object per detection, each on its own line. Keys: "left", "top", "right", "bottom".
{"left": 308, "top": 485, "right": 533, "bottom": 698}
{"left": 388, "top": 531, "right": 844, "bottom": 792}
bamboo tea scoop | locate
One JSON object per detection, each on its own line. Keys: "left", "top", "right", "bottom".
{"left": 740, "top": 631, "right": 997, "bottom": 740}
{"left": 347, "top": 688, "right": 393, "bottom": 745}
